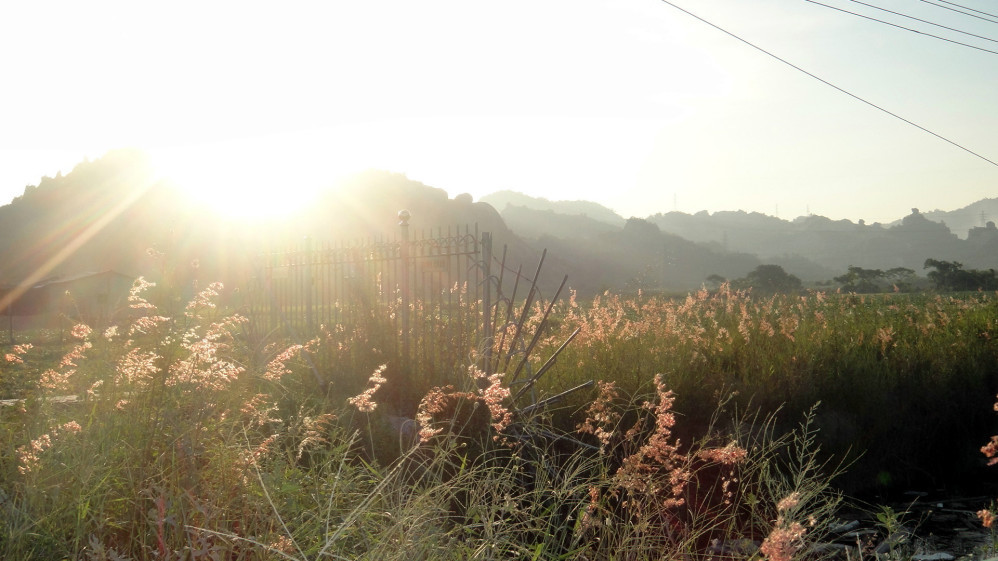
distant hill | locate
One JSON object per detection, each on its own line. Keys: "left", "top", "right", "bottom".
{"left": 481, "top": 191, "right": 626, "bottom": 227}
{"left": 912, "top": 198, "right": 998, "bottom": 239}
{"left": 497, "top": 205, "right": 620, "bottom": 241}
{"left": 2, "top": 154, "right": 995, "bottom": 303}
{"left": 643, "top": 207, "right": 996, "bottom": 277}
{"left": 480, "top": 189, "right": 997, "bottom": 286}
{"left": 0, "top": 154, "right": 541, "bottom": 297}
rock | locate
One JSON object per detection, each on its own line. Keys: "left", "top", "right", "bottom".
{"left": 843, "top": 528, "right": 878, "bottom": 540}
{"left": 911, "top": 553, "right": 955, "bottom": 561}
{"left": 814, "top": 543, "right": 850, "bottom": 555}
{"left": 875, "top": 528, "right": 913, "bottom": 554}
{"left": 829, "top": 520, "right": 860, "bottom": 533}
{"left": 708, "top": 538, "right": 759, "bottom": 556}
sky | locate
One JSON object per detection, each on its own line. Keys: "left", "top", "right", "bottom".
{"left": 1, "top": 0, "right": 996, "bottom": 223}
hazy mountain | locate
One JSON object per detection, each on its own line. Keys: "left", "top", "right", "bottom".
{"left": 489, "top": 206, "right": 784, "bottom": 293}
{"left": 481, "top": 191, "right": 626, "bottom": 227}
{"left": 644, "top": 207, "right": 996, "bottom": 278}
{"left": 0, "top": 155, "right": 537, "bottom": 296}
{"left": 2, "top": 153, "right": 995, "bottom": 303}
{"left": 497, "top": 205, "right": 621, "bottom": 241}
{"left": 914, "top": 198, "right": 998, "bottom": 239}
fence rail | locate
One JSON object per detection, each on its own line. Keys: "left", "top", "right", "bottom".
{"left": 245, "top": 216, "right": 489, "bottom": 377}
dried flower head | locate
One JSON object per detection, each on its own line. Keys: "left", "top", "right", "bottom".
{"left": 577, "top": 380, "right": 621, "bottom": 452}
{"left": 347, "top": 364, "right": 387, "bottom": 413}
{"left": 697, "top": 441, "right": 749, "bottom": 465}
{"left": 777, "top": 492, "right": 802, "bottom": 512}
{"left": 978, "top": 509, "right": 996, "bottom": 528}
{"left": 760, "top": 519, "right": 807, "bottom": 561}
{"left": 613, "top": 374, "right": 690, "bottom": 510}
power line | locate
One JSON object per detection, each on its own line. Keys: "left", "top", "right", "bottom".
{"left": 935, "top": 0, "right": 998, "bottom": 20}
{"left": 934, "top": 0, "right": 998, "bottom": 20}
{"left": 837, "top": 0, "right": 998, "bottom": 44}
{"left": 804, "top": 0, "right": 998, "bottom": 55}
{"left": 919, "top": 0, "right": 998, "bottom": 25}
{"left": 656, "top": 0, "right": 998, "bottom": 169}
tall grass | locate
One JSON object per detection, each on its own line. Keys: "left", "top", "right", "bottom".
{"left": 527, "top": 285, "right": 998, "bottom": 493}
{"left": 1, "top": 277, "right": 995, "bottom": 559}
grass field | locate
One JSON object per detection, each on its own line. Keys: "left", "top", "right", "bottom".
{"left": 2, "top": 278, "right": 997, "bottom": 559}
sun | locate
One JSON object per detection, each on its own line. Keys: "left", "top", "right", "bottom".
{"left": 149, "top": 136, "right": 335, "bottom": 220}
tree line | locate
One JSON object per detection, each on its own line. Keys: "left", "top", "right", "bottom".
{"left": 708, "top": 259, "right": 998, "bottom": 295}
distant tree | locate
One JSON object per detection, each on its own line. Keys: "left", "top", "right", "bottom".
{"left": 705, "top": 274, "right": 727, "bottom": 290}
{"left": 834, "top": 266, "right": 885, "bottom": 293}
{"left": 924, "top": 259, "right": 962, "bottom": 291}
{"left": 924, "top": 259, "right": 998, "bottom": 291}
{"left": 884, "top": 267, "right": 916, "bottom": 292}
{"left": 736, "top": 264, "right": 801, "bottom": 295}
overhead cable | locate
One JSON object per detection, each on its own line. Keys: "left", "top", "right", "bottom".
{"left": 656, "top": 0, "right": 998, "bottom": 169}
{"left": 838, "top": 0, "right": 998, "bottom": 43}
{"left": 919, "top": 0, "right": 998, "bottom": 24}
{"left": 805, "top": 0, "right": 998, "bottom": 55}
{"left": 934, "top": 0, "right": 998, "bottom": 20}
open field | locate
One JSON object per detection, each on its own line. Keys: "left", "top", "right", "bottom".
{"left": 2, "top": 279, "right": 997, "bottom": 559}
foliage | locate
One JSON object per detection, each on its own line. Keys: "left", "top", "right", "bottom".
{"left": 924, "top": 258, "right": 998, "bottom": 292}
{"left": 733, "top": 265, "right": 802, "bottom": 295}
{"left": 2, "top": 271, "right": 997, "bottom": 559}
{"left": 525, "top": 284, "right": 998, "bottom": 493}
{"left": 832, "top": 266, "right": 917, "bottom": 294}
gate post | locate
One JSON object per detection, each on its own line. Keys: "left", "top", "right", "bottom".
{"left": 304, "top": 236, "right": 313, "bottom": 331}
{"left": 399, "top": 210, "right": 411, "bottom": 371}
{"left": 481, "top": 231, "right": 493, "bottom": 377}
{"left": 267, "top": 250, "right": 278, "bottom": 333}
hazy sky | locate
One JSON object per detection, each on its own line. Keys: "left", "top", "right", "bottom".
{"left": 2, "top": 0, "right": 995, "bottom": 222}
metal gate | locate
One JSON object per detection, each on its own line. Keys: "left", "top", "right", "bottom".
{"left": 249, "top": 214, "right": 490, "bottom": 376}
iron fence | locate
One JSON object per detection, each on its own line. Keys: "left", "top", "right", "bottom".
{"left": 246, "top": 214, "right": 490, "bottom": 378}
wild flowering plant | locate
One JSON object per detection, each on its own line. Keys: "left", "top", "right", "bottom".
{"left": 569, "top": 372, "right": 850, "bottom": 561}
{"left": 413, "top": 365, "right": 513, "bottom": 444}
{"left": 613, "top": 374, "right": 691, "bottom": 512}
{"left": 978, "top": 394, "right": 998, "bottom": 527}
{"left": 347, "top": 364, "right": 388, "bottom": 413}
{"left": 576, "top": 380, "right": 621, "bottom": 453}
{"left": 1, "top": 275, "right": 344, "bottom": 559}
{"left": 760, "top": 492, "right": 808, "bottom": 561}
{"left": 3, "top": 343, "right": 32, "bottom": 364}
{"left": 15, "top": 420, "right": 82, "bottom": 475}
{"left": 573, "top": 374, "right": 761, "bottom": 556}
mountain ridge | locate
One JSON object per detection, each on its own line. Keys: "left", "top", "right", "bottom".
{"left": 2, "top": 152, "right": 995, "bottom": 297}
{"left": 483, "top": 189, "right": 998, "bottom": 239}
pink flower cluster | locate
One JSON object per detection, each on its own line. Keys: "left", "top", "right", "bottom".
{"left": 347, "top": 365, "right": 388, "bottom": 413}
{"left": 17, "top": 421, "right": 83, "bottom": 474}
{"left": 577, "top": 380, "right": 621, "bottom": 452}
{"left": 760, "top": 493, "right": 808, "bottom": 561}
{"left": 265, "top": 344, "right": 304, "bottom": 381}
{"left": 469, "top": 366, "right": 512, "bottom": 434}
{"left": 614, "top": 374, "right": 690, "bottom": 510}
{"left": 413, "top": 368, "right": 515, "bottom": 443}
{"left": 978, "top": 394, "right": 998, "bottom": 526}
{"left": 760, "top": 521, "right": 807, "bottom": 561}
{"left": 697, "top": 441, "right": 749, "bottom": 466}
{"left": 4, "top": 343, "right": 32, "bottom": 364}
{"left": 415, "top": 386, "right": 453, "bottom": 442}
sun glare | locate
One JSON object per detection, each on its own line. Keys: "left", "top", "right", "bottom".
{"left": 149, "top": 137, "right": 336, "bottom": 220}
